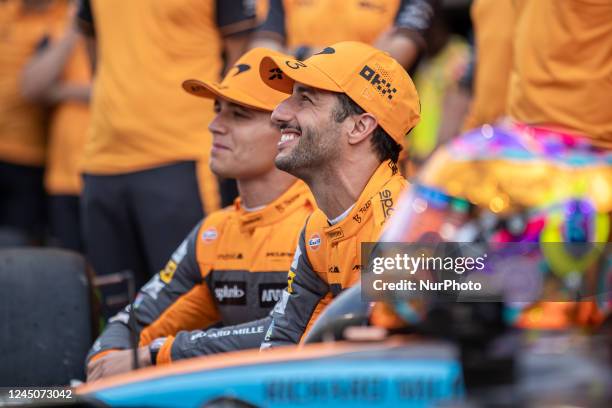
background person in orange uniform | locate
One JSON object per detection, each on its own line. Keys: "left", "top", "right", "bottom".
{"left": 462, "top": 0, "right": 516, "bottom": 131}
{"left": 0, "top": 0, "right": 66, "bottom": 244}
{"left": 86, "top": 48, "right": 315, "bottom": 380}
{"left": 76, "top": 0, "right": 257, "bottom": 316}
{"left": 507, "top": 0, "right": 612, "bottom": 149}
{"left": 21, "top": 2, "right": 90, "bottom": 252}
{"left": 252, "top": 0, "right": 439, "bottom": 69}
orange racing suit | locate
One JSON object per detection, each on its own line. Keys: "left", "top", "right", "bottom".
{"left": 88, "top": 181, "right": 315, "bottom": 364}
{"left": 261, "top": 160, "right": 408, "bottom": 348}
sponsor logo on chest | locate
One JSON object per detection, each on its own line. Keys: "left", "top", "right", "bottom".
{"left": 213, "top": 281, "right": 247, "bottom": 305}
{"left": 259, "top": 283, "right": 287, "bottom": 308}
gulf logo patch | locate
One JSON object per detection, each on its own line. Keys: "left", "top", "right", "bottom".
{"left": 308, "top": 233, "right": 321, "bottom": 250}
{"left": 202, "top": 227, "right": 218, "bottom": 244}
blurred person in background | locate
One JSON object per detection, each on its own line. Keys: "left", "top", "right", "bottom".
{"left": 507, "top": 0, "right": 612, "bottom": 148}
{"left": 462, "top": 0, "right": 515, "bottom": 131}
{"left": 0, "top": 0, "right": 66, "bottom": 245}
{"left": 252, "top": 0, "right": 439, "bottom": 70}
{"left": 76, "top": 0, "right": 256, "bottom": 317}
{"left": 21, "top": 0, "right": 90, "bottom": 252}
{"left": 403, "top": 8, "right": 470, "bottom": 175}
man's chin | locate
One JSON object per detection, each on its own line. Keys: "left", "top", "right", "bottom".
{"left": 210, "top": 162, "right": 234, "bottom": 179}
{"left": 274, "top": 153, "right": 295, "bottom": 174}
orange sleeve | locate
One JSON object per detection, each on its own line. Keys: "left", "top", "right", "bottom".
{"left": 139, "top": 284, "right": 221, "bottom": 346}
{"left": 155, "top": 336, "right": 175, "bottom": 365}
{"left": 298, "top": 293, "right": 333, "bottom": 344}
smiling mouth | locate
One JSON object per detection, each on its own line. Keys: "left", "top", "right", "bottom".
{"left": 278, "top": 128, "right": 301, "bottom": 148}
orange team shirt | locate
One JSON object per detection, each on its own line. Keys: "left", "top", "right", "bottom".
{"left": 0, "top": 0, "right": 67, "bottom": 166}
{"left": 256, "top": 0, "right": 439, "bottom": 49}
{"left": 76, "top": 0, "right": 256, "bottom": 174}
{"left": 462, "top": 0, "right": 516, "bottom": 130}
{"left": 45, "top": 30, "right": 91, "bottom": 195}
{"left": 508, "top": 0, "right": 612, "bottom": 148}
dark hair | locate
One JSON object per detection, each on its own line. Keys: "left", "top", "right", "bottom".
{"left": 333, "top": 93, "right": 403, "bottom": 163}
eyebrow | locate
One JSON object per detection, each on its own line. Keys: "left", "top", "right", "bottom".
{"left": 295, "top": 85, "right": 316, "bottom": 98}
{"left": 215, "top": 99, "right": 251, "bottom": 113}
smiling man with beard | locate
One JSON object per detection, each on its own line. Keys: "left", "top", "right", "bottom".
{"left": 257, "top": 41, "right": 421, "bottom": 348}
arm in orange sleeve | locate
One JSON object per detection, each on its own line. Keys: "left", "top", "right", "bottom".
{"left": 139, "top": 283, "right": 220, "bottom": 346}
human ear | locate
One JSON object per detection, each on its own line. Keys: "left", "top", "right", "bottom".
{"left": 347, "top": 113, "right": 378, "bottom": 146}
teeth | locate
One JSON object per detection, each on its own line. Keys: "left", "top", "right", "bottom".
{"left": 280, "top": 133, "right": 297, "bottom": 143}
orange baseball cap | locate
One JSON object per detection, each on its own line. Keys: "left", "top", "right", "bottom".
{"left": 183, "top": 48, "right": 289, "bottom": 112}
{"left": 259, "top": 41, "right": 420, "bottom": 144}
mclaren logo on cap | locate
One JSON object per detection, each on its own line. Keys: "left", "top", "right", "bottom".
{"left": 313, "top": 47, "right": 335, "bottom": 55}
{"left": 359, "top": 65, "right": 397, "bottom": 100}
{"left": 268, "top": 68, "right": 284, "bottom": 80}
{"left": 233, "top": 63, "right": 251, "bottom": 76}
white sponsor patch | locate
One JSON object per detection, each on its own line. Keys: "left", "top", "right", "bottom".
{"left": 108, "top": 312, "right": 130, "bottom": 325}
{"left": 201, "top": 227, "right": 218, "bottom": 243}
{"left": 171, "top": 239, "right": 188, "bottom": 264}
{"left": 141, "top": 275, "right": 165, "bottom": 300}
{"left": 291, "top": 245, "right": 301, "bottom": 270}
{"left": 307, "top": 234, "right": 321, "bottom": 250}
{"left": 190, "top": 331, "right": 207, "bottom": 341}
{"left": 273, "top": 290, "right": 290, "bottom": 316}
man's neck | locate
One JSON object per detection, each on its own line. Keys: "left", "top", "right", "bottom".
{"left": 237, "top": 170, "right": 296, "bottom": 210}
{"left": 306, "top": 157, "right": 380, "bottom": 220}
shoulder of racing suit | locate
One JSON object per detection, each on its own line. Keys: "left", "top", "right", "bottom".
{"left": 87, "top": 181, "right": 314, "bottom": 362}
{"left": 304, "top": 160, "right": 408, "bottom": 295}
{"left": 261, "top": 160, "right": 408, "bottom": 348}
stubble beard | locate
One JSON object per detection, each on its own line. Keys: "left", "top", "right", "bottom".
{"left": 275, "top": 124, "right": 339, "bottom": 182}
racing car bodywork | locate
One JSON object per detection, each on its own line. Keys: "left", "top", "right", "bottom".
{"left": 77, "top": 339, "right": 463, "bottom": 407}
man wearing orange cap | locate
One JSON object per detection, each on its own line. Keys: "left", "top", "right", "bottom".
{"left": 86, "top": 48, "right": 315, "bottom": 380}
{"left": 257, "top": 41, "right": 420, "bottom": 348}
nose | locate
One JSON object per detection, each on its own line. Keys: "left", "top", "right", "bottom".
{"left": 271, "top": 96, "right": 296, "bottom": 128}
{"left": 208, "top": 113, "right": 227, "bottom": 136}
